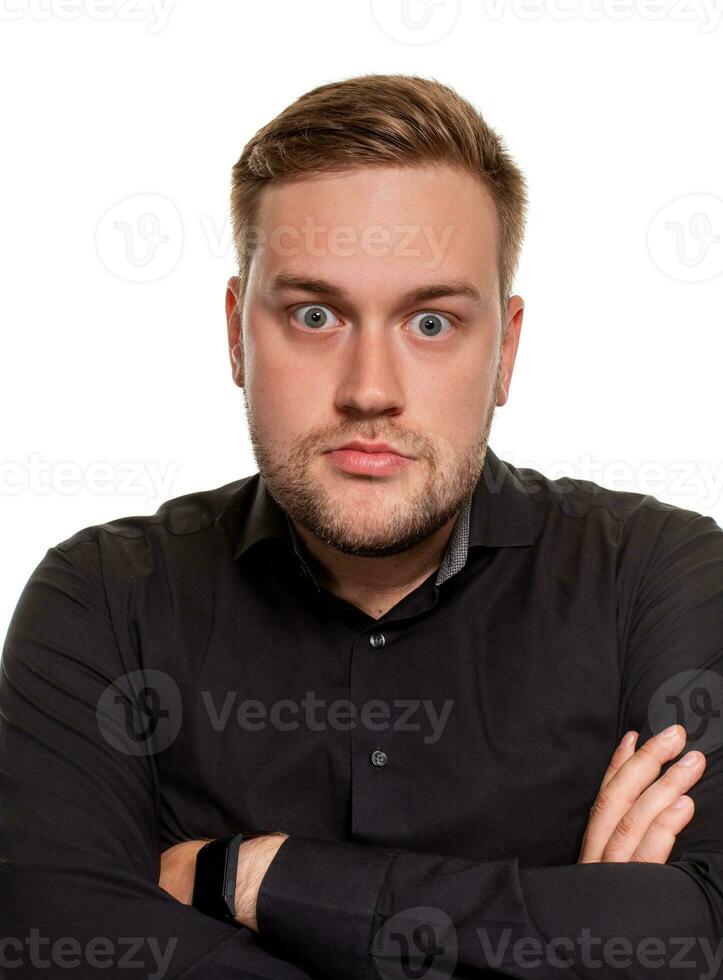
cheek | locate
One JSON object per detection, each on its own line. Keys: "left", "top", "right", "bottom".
{"left": 421, "top": 379, "right": 494, "bottom": 463}
{"left": 251, "top": 358, "right": 322, "bottom": 419}
{"left": 246, "top": 319, "right": 319, "bottom": 392}
{"left": 419, "top": 362, "right": 490, "bottom": 427}
{"left": 246, "top": 356, "right": 328, "bottom": 451}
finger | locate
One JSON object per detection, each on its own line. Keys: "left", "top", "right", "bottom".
{"left": 576, "top": 731, "right": 638, "bottom": 862}
{"left": 627, "top": 796, "right": 695, "bottom": 864}
{"left": 601, "top": 748, "right": 705, "bottom": 862}
{"left": 578, "top": 724, "right": 688, "bottom": 864}
{"left": 599, "top": 730, "right": 639, "bottom": 791}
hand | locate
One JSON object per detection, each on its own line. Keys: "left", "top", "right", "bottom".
{"left": 158, "top": 833, "right": 289, "bottom": 931}
{"left": 577, "top": 724, "right": 706, "bottom": 864}
{"left": 159, "top": 838, "right": 211, "bottom": 904}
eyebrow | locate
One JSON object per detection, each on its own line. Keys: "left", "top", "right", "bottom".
{"left": 265, "top": 272, "right": 486, "bottom": 309}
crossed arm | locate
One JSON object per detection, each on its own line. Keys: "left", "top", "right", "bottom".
{"left": 1, "top": 512, "right": 722, "bottom": 979}
{"left": 157, "top": 722, "right": 713, "bottom": 977}
{"left": 160, "top": 725, "right": 707, "bottom": 928}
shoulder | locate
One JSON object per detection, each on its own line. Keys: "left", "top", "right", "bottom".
{"left": 31, "top": 474, "right": 261, "bottom": 599}
{"left": 508, "top": 456, "right": 722, "bottom": 548}
{"left": 53, "top": 473, "right": 258, "bottom": 555}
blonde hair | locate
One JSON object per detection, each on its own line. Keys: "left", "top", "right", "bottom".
{"left": 230, "top": 73, "right": 527, "bottom": 317}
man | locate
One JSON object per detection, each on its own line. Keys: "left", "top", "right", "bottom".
{"left": 1, "top": 73, "right": 721, "bottom": 979}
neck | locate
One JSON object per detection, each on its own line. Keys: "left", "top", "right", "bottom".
{"left": 289, "top": 512, "right": 460, "bottom": 619}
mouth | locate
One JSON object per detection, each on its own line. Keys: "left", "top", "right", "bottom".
{"left": 323, "top": 443, "right": 416, "bottom": 477}
{"left": 326, "top": 440, "right": 415, "bottom": 459}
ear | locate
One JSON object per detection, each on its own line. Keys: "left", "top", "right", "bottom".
{"left": 225, "top": 275, "right": 244, "bottom": 388}
{"left": 496, "top": 295, "right": 524, "bottom": 407}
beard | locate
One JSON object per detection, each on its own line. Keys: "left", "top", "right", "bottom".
{"left": 242, "top": 368, "right": 502, "bottom": 560}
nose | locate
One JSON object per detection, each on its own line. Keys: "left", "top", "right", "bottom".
{"left": 333, "top": 323, "right": 405, "bottom": 420}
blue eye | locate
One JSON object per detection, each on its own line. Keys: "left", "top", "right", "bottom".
{"left": 291, "top": 304, "right": 338, "bottom": 330}
{"left": 408, "top": 311, "right": 454, "bottom": 339}
{"left": 290, "top": 305, "right": 455, "bottom": 337}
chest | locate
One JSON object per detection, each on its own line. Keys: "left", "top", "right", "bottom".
{"left": 153, "top": 557, "right": 622, "bottom": 866}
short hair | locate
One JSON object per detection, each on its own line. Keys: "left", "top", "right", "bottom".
{"left": 230, "top": 73, "right": 528, "bottom": 318}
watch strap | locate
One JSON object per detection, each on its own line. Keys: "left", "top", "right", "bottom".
{"left": 191, "top": 830, "right": 279, "bottom": 925}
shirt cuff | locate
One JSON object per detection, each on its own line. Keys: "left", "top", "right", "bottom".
{"left": 255, "top": 835, "right": 399, "bottom": 980}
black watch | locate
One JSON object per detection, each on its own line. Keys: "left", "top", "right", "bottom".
{"left": 191, "top": 830, "right": 276, "bottom": 925}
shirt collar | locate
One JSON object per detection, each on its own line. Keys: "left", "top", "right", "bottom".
{"left": 233, "top": 446, "right": 544, "bottom": 586}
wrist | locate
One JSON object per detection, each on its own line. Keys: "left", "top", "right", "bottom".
{"left": 234, "top": 833, "right": 289, "bottom": 931}
{"left": 191, "top": 830, "right": 286, "bottom": 926}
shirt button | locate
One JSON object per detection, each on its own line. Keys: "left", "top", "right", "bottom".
{"left": 369, "top": 632, "right": 386, "bottom": 648}
{"left": 370, "top": 749, "right": 388, "bottom": 767}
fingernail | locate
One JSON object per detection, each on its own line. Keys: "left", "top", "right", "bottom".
{"left": 676, "top": 751, "right": 700, "bottom": 767}
{"left": 672, "top": 795, "right": 689, "bottom": 808}
{"left": 660, "top": 724, "right": 680, "bottom": 740}
{"left": 619, "top": 731, "right": 636, "bottom": 749}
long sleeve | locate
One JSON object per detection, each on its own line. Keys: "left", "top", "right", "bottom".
{"left": 256, "top": 512, "right": 723, "bottom": 979}
{"left": 0, "top": 542, "right": 315, "bottom": 980}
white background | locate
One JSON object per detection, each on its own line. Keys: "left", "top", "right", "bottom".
{"left": 1, "top": 0, "right": 721, "bottom": 645}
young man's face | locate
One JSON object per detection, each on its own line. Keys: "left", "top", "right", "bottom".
{"left": 226, "top": 163, "right": 524, "bottom": 558}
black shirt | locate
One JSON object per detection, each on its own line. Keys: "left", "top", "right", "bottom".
{"left": 1, "top": 446, "right": 722, "bottom": 979}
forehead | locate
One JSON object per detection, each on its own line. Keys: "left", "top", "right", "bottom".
{"left": 251, "top": 164, "right": 499, "bottom": 296}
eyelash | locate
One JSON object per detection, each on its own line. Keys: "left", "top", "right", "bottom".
{"left": 289, "top": 303, "right": 457, "bottom": 339}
